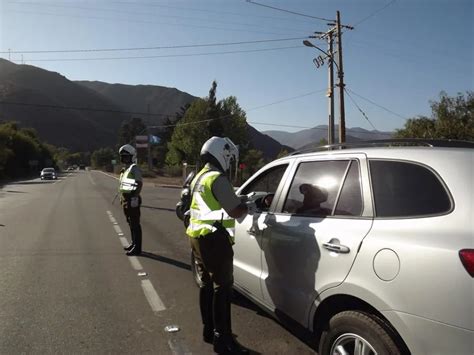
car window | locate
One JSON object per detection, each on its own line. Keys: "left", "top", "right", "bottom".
{"left": 369, "top": 160, "right": 452, "bottom": 217}
{"left": 282, "top": 160, "right": 350, "bottom": 217}
{"left": 240, "top": 164, "right": 288, "bottom": 211}
{"left": 334, "top": 160, "right": 363, "bottom": 216}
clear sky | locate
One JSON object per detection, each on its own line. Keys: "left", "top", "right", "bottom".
{"left": 0, "top": 0, "right": 473, "bottom": 133}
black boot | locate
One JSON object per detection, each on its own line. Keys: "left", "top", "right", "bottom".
{"left": 212, "top": 286, "right": 248, "bottom": 354}
{"left": 126, "top": 245, "right": 141, "bottom": 256}
{"left": 203, "top": 325, "right": 214, "bottom": 344}
{"left": 213, "top": 332, "right": 249, "bottom": 354}
{"left": 200, "top": 285, "right": 214, "bottom": 343}
{"left": 123, "top": 244, "right": 134, "bottom": 251}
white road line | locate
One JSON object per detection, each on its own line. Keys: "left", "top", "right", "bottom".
{"left": 113, "top": 224, "right": 124, "bottom": 235}
{"left": 109, "top": 217, "right": 118, "bottom": 224}
{"left": 168, "top": 338, "right": 191, "bottom": 355}
{"left": 95, "top": 170, "right": 119, "bottom": 180}
{"left": 119, "top": 237, "right": 129, "bottom": 247}
{"left": 128, "top": 256, "right": 143, "bottom": 271}
{"left": 88, "top": 173, "right": 96, "bottom": 186}
{"left": 141, "top": 279, "right": 166, "bottom": 312}
{"left": 109, "top": 211, "right": 166, "bottom": 316}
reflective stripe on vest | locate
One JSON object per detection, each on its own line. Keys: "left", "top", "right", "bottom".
{"left": 119, "top": 164, "right": 138, "bottom": 193}
{"left": 186, "top": 168, "right": 235, "bottom": 241}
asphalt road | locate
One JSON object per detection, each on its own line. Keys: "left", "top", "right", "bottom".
{"left": 0, "top": 170, "right": 317, "bottom": 354}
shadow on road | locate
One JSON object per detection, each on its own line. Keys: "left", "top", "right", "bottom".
{"left": 4, "top": 190, "right": 27, "bottom": 193}
{"left": 9, "top": 181, "right": 56, "bottom": 185}
{"left": 232, "top": 292, "right": 318, "bottom": 352}
{"left": 141, "top": 205, "right": 176, "bottom": 212}
{"left": 140, "top": 252, "right": 191, "bottom": 271}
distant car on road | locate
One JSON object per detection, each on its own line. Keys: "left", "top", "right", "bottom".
{"left": 40, "top": 168, "right": 57, "bottom": 180}
{"left": 79, "top": 164, "right": 86, "bottom": 170}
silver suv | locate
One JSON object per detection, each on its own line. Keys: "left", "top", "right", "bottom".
{"left": 204, "top": 140, "right": 473, "bottom": 355}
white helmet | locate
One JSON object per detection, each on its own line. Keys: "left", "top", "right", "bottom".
{"left": 200, "top": 136, "right": 239, "bottom": 172}
{"left": 119, "top": 144, "right": 137, "bottom": 163}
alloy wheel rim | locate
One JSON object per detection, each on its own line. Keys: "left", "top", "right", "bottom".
{"left": 331, "top": 333, "right": 377, "bottom": 355}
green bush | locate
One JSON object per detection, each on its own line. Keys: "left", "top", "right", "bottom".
{"left": 162, "top": 165, "right": 182, "bottom": 177}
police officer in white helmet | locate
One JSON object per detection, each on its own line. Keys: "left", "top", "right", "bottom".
{"left": 187, "top": 136, "right": 254, "bottom": 354}
{"left": 118, "top": 144, "right": 143, "bottom": 256}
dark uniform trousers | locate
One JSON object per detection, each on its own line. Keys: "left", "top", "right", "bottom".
{"left": 122, "top": 195, "right": 142, "bottom": 251}
{"left": 190, "top": 230, "right": 234, "bottom": 337}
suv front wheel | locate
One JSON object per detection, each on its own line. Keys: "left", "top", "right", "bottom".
{"left": 319, "top": 311, "right": 402, "bottom": 355}
{"left": 190, "top": 251, "right": 203, "bottom": 287}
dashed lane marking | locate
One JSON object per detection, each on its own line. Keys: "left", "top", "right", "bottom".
{"left": 128, "top": 256, "right": 143, "bottom": 271}
{"left": 141, "top": 279, "right": 166, "bottom": 312}
{"left": 168, "top": 338, "right": 191, "bottom": 355}
{"left": 119, "top": 237, "right": 129, "bottom": 248}
{"left": 107, "top": 210, "right": 167, "bottom": 314}
{"left": 88, "top": 173, "right": 96, "bottom": 186}
{"left": 113, "top": 224, "right": 124, "bottom": 235}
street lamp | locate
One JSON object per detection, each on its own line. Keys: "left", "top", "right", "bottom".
{"left": 302, "top": 40, "right": 339, "bottom": 71}
{"left": 303, "top": 39, "right": 337, "bottom": 145}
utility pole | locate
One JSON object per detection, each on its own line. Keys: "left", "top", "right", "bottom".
{"left": 327, "top": 31, "right": 335, "bottom": 145}
{"left": 303, "top": 11, "right": 352, "bottom": 145}
{"left": 336, "top": 11, "right": 346, "bottom": 143}
{"left": 147, "top": 103, "right": 152, "bottom": 170}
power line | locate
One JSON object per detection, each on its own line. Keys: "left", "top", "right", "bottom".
{"left": 113, "top": 1, "right": 317, "bottom": 24}
{"left": 0, "top": 101, "right": 172, "bottom": 118}
{"left": 352, "top": 0, "right": 397, "bottom": 27}
{"left": 0, "top": 93, "right": 393, "bottom": 135}
{"left": 245, "top": 0, "right": 333, "bottom": 22}
{"left": 346, "top": 89, "right": 408, "bottom": 120}
{"left": 1, "top": 36, "right": 307, "bottom": 54}
{"left": 14, "top": 46, "right": 303, "bottom": 63}
{"left": 9, "top": 1, "right": 309, "bottom": 35}
{"left": 247, "top": 89, "right": 327, "bottom": 111}
{"left": 9, "top": 9, "right": 299, "bottom": 37}
{"left": 344, "top": 88, "right": 378, "bottom": 131}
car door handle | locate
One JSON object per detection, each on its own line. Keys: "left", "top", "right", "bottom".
{"left": 323, "top": 241, "right": 350, "bottom": 254}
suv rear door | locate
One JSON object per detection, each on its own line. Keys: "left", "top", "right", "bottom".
{"left": 260, "top": 153, "right": 374, "bottom": 326}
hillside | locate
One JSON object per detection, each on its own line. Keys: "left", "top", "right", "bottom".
{"left": 0, "top": 59, "right": 126, "bottom": 151}
{"left": 75, "top": 81, "right": 197, "bottom": 125}
{"left": 247, "top": 125, "right": 293, "bottom": 158}
{"left": 264, "top": 125, "right": 393, "bottom": 149}
{"left": 0, "top": 60, "right": 289, "bottom": 159}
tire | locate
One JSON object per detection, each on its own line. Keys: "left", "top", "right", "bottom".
{"left": 190, "top": 251, "right": 203, "bottom": 287}
{"left": 319, "top": 310, "right": 402, "bottom": 355}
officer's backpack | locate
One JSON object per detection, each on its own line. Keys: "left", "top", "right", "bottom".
{"left": 175, "top": 171, "right": 196, "bottom": 228}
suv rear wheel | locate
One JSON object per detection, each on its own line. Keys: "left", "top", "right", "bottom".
{"left": 319, "top": 311, "right": 402, "bottom": 355}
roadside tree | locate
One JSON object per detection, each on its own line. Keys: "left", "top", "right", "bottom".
{"left": 395, "top": 91, "right": 473, "bottom": 140}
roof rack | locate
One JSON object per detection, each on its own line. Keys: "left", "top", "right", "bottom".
{"left": 289, "top": 138, "right": 474, "bottom": 156}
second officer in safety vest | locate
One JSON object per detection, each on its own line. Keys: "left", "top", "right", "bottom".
{"left": 187, "top": 136, "right": 254, "bottom": 354}
{"left": 118, "top": 144, "right": 143, "bottom": 256}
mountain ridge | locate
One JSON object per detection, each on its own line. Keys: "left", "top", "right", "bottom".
{"left": 0, "top": 59, "right": 290, "bottom": 159}
{"left": 263, "top": 125, "right": 393, "bottom": 149}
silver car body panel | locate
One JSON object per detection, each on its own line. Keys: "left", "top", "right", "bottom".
{"left": 233, "top": 147, "right": 473, "bottom": 354}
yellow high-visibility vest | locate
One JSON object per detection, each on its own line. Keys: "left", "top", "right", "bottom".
{"left": 119, "top": 164, "right": 139, "bottom": 194}
{"left": 186, "top": 167, "right": 235, "bottom": 241}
